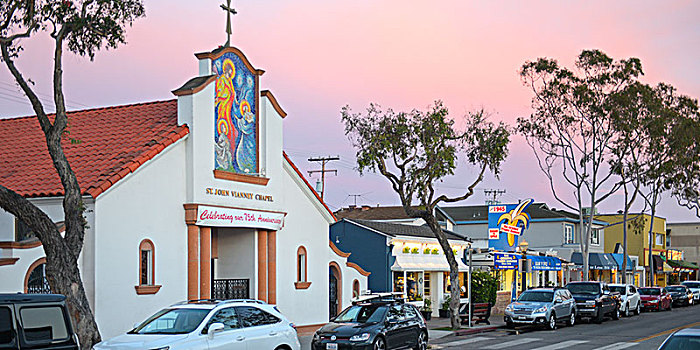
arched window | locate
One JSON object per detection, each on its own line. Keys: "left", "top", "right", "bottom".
{"left": 135, "top": 239, "right": 161, "bottom": 295}
{"left": 294, "top": 246, "right": 311, "bottom": 289}
{"left": 24, "top": 258, "right": 50, "bottom": 294}
{"left": 353, "top": 279, "right": 360, "bottom": 299}
{"left": 139, "top": 239, "right": 155, "bottom": 285}
{"left": 297, "top": 246, "right": 307, "bottom": 282}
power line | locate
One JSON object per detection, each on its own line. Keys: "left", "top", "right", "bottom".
{"left": 484, "top": 189, "right": 506, "bottom": 205}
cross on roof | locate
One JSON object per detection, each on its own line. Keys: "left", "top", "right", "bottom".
{"left": 220, "top": 0, "right": 237, "bottom": 47}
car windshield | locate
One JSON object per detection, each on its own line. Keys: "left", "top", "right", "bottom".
{"left": 682, "top": 282, "right": 700, "bottom": 289}
{"left": 130, "top": 308, "right": 210, "bottom": 335}
{"left": 566, "top": 283, "right": 600, "bottom": 295}
{"left": 609, "top": 286, "right": 626, "bottom": 294}
{"left": 666, "top": 287, "right": 685, "bottom": 293}
{"left": 517, "top": 291, "right": 553, "bottom": 302}
{"left": 639, "top": 288, "right": 660, "bottom": 296}
{"left": 660, "top": 335, "right": 700, "bottom": 349}
{"left": 334, "top": 305, "right": 387, "bottom": 324}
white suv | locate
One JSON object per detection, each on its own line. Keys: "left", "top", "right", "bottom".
{"left": 682, "top": 281, "right": 700, "bottom": 303}
{"left": 95, "top": 299, "right": 300, "bottom": 350}
{"left": 609, "top": 284, "right": 641, "bottom": 317}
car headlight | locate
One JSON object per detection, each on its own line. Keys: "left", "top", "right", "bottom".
{"left": 535, "top": 306, "right": 547, "bottom": 313}
{"left": 585, "top": 300, "right": 596, "bottom": 306}
{"left": 505, "top": 305, "right": 513, "bottom": 312}
{"left": 350, "top": 333, "right": 371, "bottom": 342}
{"left": 649, "top": 299, "right": 659, "bottom": 303}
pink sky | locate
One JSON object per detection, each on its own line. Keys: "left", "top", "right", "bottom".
{"left": 2, "top": 0, "right": 699, "bottom": 221}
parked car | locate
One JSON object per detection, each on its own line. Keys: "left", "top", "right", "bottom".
{"left": 94, "top": 299, "right": 300, "bottom": 350}
{"left": 681, "top": 281, "right": 700, "bottom": 303}
{"left": 658, "top": 327, "right": 700, "bottom": 349}
{"left": 503, "top": 288, "right": 577, "bottom": 330}
{"left": 0, "top": 293, "right": 80, "bottom": 350}
{"left": 608, "top": 284, "right": 641, "bottom": 316}
{"left": 312, "top": 293, "right": 428, "bottom": 350}
{"left": 666, "top": 285, "right": 694, "bottom": 306}
{"left": 565, "top": 281, "right": 620, "bottom": 323}
{"left": 639, "top": 287, "right": 673, "bottom": 311}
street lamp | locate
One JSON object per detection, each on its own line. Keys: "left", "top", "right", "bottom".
{"left": 519, "top": 240, "right": 529, "bottom": 294}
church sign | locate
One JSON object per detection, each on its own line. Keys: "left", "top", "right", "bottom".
{"left": 196, "top": 205, "right": 285, "bottom": 230}
{"left": 213, "top": 50, "right": 259, "bottom": 175}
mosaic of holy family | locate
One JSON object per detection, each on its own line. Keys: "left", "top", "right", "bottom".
{"left": 213, "top": 52, "right": 257, "bottom": 174}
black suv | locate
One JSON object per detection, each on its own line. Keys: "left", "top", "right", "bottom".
{"left": 312, "top": 294, "right": 428, "bottom": 350}
{"left": 565, "top": 282, "right": 620, "bottom": 323}
{"left": 0, "top": 294, "right": 79, "bottom": 350}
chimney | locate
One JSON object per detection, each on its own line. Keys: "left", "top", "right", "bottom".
{"left": 348, "top": 205, "right": 356, "bottom": 210}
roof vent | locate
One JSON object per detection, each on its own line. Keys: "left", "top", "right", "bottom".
{"left": 361, "top": 205, "right": 371, "bottom": 211}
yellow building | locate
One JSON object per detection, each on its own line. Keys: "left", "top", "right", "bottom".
{"left": 596, "top": 213, "right": 667, "bottom": 286}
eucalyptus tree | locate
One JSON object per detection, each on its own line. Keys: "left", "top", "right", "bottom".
{"left": 342, "top": 101, "right": 510, "bottom": 329}
{"left": 0, "top": 1, "right": 145, "bottom": 347}
{"left": 636, "top": 83, "right": 699, "bottom": 286}
{"left": 518, "top": 50, "right": 643, "bottom": 280}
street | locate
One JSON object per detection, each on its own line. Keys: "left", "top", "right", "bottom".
{"left": 428, "top": 304, "right": 700, "bottom": 349}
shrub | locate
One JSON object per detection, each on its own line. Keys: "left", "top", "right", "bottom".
{"left": 471, "top": 270, "right": 497, "bottom": 304}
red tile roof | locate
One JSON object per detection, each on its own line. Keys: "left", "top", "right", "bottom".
{"left": 0, "top": 100, "right": 188, "bottom": 198}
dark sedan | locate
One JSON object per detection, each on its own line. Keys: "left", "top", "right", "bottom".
{"left": 666, "top": 285, "right": 694, "bottom": 306}
{"left": 312, "top": 299, "right": 427, "bottom": 350}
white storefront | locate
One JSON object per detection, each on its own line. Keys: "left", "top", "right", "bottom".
{"left": 0, "top": 45, "right": 366, "bottom": 338}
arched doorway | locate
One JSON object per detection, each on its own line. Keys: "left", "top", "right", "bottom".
{"left": 24, "top": 258, "right": 51, "bottom": 294}
{"left": 329, "top": 262, "right": 342, "bottom": 320}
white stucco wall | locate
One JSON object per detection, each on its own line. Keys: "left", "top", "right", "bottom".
{"left": 92, "top": 138, "right": 188, "bottom": 338}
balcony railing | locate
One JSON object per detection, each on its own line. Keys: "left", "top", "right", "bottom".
{"left": 212, "top": 278, "right": 250, "bottom": 300}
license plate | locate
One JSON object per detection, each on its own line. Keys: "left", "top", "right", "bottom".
{"left": 326, "top": 344, "right": 338, "bottom": 350}
{"left": 518, "top": 316, "right": 526, "bottom": 320}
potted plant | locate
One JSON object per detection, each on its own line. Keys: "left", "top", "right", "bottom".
{"left": 421, "top": 299, "right": 432, "bottom": 320}
{"left": 411, "top": 247, "right": 419, "bottom": 254}
{"left": 439, "top": 295, "right": 451, "bottom": 318}
{"left": 403, "top": 246, "right": 410, "bottom": 254}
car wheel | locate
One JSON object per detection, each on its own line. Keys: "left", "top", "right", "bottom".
{"left": 624, "top": 303, "right": 631, "bottom": 317}
{"left": 594, "top": 309, "right": 604, "bottom": 324}
{"left": 505, "top": 320, "right": 514, "bottom": 329}
{"left": 547, "top": 313, "right": 557, "bottom": 330}
{"left": 373, "top": 336, "right": 386, "bottom": 350}
{"left": 413, "top": 331, "right": 427, "bottom": 350}
{"left": 635, "top": 302, "right": 641, "bottom": 315}
{"left": 612, "top": 307, "right": 620, "bottom": 320}
{"left": 566, "top": 311, "right": 576, "bottom": 327}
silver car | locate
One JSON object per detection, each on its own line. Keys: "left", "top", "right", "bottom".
{"left": 504, "top": 288, "right": 577, "bottom": 330}
{"left": 658, "top": 327, "right": 700, "bottom": 349}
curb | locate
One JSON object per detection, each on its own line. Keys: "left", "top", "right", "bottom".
{"left": 453, "top": 325, "right": 503, "bottom": 336}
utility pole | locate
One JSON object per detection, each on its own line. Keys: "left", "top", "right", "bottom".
{"left": 484, "top": 189, "right": 506, "bottom": 205}
{"left": 308, "top": 156, "right": 339, "bottom": 200}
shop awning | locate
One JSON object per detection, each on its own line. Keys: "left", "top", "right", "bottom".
{"left": 528, "top": 255, "right": 562, "bottom": 271}
{"left": 391, "top": 254, "right": 469, "bottom": 272}
{"left": 666, "top": 259, "right": 699, "bottom": 271}
{"left": 571, "top": 252, "right": 618, "bottom": 270}
{"left": 611, "top": 253, "right": 635, "bottom": 271}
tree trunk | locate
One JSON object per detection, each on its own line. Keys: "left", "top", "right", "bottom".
{"left": 424, "top": 216, "right": 461, "bottom": 330}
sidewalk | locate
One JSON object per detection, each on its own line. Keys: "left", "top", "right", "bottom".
{"left": 425, "top": 313, "right": 505, "bottom": 337}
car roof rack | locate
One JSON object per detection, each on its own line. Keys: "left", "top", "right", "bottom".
{"left": 353, "top": 292, "right": 405, "bottom": 305}
{"left": 173, "top": 298, "right": 266, "bottom": 306}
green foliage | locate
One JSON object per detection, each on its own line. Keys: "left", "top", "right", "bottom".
{"left": 441, "top": 295, "right": 451, "bottom": 310}
{"left": 0, "top": 1, "right": 146, "bottom": 60}
{"left": 422, "top": 298, "right": 432, "bottom": 311}
{"left": 470, "top": 270, "right": 497, "bottom": 304}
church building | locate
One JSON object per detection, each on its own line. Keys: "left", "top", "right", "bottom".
{"left": 0, "top": 43, "right": 367, "bottom": 338}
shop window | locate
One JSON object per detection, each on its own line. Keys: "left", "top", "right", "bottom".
{"left": 135, "top": 239, "right": 160, "bottom": 295}
{"left": 564, "top": 224, "right": 574, "bottom": 244}
{"left": 444, "top": 272, "right": 466, "bottom": 298}
{"left": 352, "top": 279, "right": 360, "bottom": 298}
{"left": 590, "top": 229, "right": 600, "bottom": 245}
{"left": 393, "top": 271, "right": 404, "bottom": 294}
{"left": 424, "top": 273, "right": 431, "bottom": 297}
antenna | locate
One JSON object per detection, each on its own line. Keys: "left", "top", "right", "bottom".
{"left": 484, "top": 189, "right": 506, "bottom": 205}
